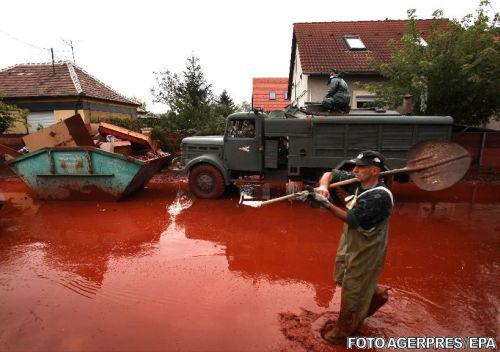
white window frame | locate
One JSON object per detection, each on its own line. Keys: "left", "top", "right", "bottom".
{"left": 344, "top": 35, "right": 366, "bottom": 50}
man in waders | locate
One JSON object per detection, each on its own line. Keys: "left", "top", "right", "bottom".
{"left": 310, "top": 150, "right": 393, "bottom": 344}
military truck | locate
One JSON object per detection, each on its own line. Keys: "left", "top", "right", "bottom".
{"left": 177, "top": 108, "right": 453, "bottom": 198}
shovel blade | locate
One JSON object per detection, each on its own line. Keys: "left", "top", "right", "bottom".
{"left": 407, "top": 140, "right": 471, "bottom": 191}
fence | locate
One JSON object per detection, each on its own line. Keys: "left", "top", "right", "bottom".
{"left": 453, "top": 131, "right": 500, "bottom": 171}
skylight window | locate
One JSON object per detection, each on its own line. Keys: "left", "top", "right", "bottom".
{"left": 344, "top": 35, "right": 366, "bottom": 50}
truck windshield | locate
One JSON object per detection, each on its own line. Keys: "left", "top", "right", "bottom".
{"left": 227, "top": 119, "right": 255, "bottom": 138}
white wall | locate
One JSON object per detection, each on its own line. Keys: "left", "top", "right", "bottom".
{"left": 305, "top": 75, "right": 385, "bottom": 107}
{"left": 27, "top": 111, "right": 55, "bottom": 133}
{"left": 290, "top": 48, "right": 308, "bottom": 107}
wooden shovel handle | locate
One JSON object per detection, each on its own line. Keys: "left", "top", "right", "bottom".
{"left": 259, "top": 191, "right": 307, "bottom": 206}
{"left": 328, "top": 177, "right": 360, "bottom": 189}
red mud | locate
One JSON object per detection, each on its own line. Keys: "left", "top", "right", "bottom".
{"left": 0, "top": 176, "right": 499, "bottom": 351}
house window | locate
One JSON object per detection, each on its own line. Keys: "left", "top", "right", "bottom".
{"left": 284, "top": 92, "right": 288, "bottom": 100}
{"left": 344, "top": 35, "right": 366, "bottom": 50}
{"left": 269, "top": 91, "right": 276, "bottom": 100}
{"left": 354, "top": 92, "right": 376, "bottom": 108}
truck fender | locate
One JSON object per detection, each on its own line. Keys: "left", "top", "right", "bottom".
{"left": 184, "top": 155, "right": 231, "bottom": 185}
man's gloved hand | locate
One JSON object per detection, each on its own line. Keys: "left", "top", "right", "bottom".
{"left": 315, "top": 185, "right": 330, "bottom": 198}
{"left": 305, "top": 186, "right": 331, "bottom": 209}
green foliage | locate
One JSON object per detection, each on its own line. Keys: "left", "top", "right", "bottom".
{"left": 96, "top": 117, "right": 151, "bottom": 132}
{"left": 365, "top": 1, "right": 500, "bottom": 126}
{"left": 149, "top": 127, "right": 175, "bottom": 154}
{"left": 152, "top": 55, "right": 240, "bottom": 134}
{"left": 237, "top": 100, "right": 252, "bottom": 112}
{"left": 213, "top": 90, "right": 237, "bottom": 118}
{"left": 130, "top": 96, "right": 148, "bottom": 112}
{"left": 96, "top": 113, "right": 177, "bottom": 131}
{"left": 152, "top": 55, "right": 214, "bottom": 132}
{"left": 0, "top": 92, "right": 28, "bottom": 134}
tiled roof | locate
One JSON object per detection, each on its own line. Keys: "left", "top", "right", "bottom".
{"left": 0, "top": 62, "right": 139, "bottom": 106}
{"left": 252, "top": 78, "right": 289, "bottom": 112}
{"left": 292, "top": 19, "right": 439, "bottom": 74}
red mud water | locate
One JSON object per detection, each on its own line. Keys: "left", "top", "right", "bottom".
{"left": 0, "top": 176, "right": 499, "bottom": 351}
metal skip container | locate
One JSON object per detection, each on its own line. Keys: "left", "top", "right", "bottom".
{"left": 7, "top": 147, "right": 170, "bottom": 200}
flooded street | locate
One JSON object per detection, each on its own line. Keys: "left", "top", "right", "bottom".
{"left": 0, "top": 176, "right": 499, "bottom": 351}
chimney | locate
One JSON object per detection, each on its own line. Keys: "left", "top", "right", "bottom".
{"left": 400, "top": 94, "right": 413, "bottom": 115}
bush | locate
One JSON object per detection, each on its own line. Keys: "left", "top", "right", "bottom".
{"left": 0, "top": 93, "right": 28, "bottom": 134}
{"left": 150, "top": 127, "right": 175, "bottom": 154}
{"left": 95, "top": 117, "right": 146, "bottom": 132}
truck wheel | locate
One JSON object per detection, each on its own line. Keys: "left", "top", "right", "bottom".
{"left": 188, "top": 164, "right": 225, "bottom": 199}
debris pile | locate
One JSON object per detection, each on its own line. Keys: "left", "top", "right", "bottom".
{"left": 22, "top": 114, "right": 94, "bottom": 152}
{"left": 4, "top": 114, "right": 168, "bottom": 161}
{"left": 94, "top": 121, "right": 168, "bottom": 160}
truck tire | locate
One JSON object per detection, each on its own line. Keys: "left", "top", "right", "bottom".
{"left": 188, "top": 164, "right": 225, "bottom": 199}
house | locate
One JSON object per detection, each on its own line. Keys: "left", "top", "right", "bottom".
{"left": 252, "top": 78, "right": 289, "bottom": 112}
{"left": 288, "top": 19, "right": 436, "bottom": 108}
{"left": 0, "top": 62, "right": 140, "bottom": 133}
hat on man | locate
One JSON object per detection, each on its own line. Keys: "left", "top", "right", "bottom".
{"left": 353, "top": 150, "right": 385, "bottom": 168}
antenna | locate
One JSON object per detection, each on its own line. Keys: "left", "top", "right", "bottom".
{"left": 50, "top": 48, "right": 55, "bottom": 73}
{"left": 62, "top": 39, "right": 75, "bottom": 63}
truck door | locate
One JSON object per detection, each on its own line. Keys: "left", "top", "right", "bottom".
{"left": 224, "top": 116, "right": 263, "bottom": 172}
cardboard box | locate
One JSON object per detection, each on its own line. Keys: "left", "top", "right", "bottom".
{"left": 22, "top": 114, "right": 94, "bottom": 152}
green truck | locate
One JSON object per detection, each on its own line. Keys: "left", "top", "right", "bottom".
{"left": 177, "top": 108, "right": 453, "bottom": 198}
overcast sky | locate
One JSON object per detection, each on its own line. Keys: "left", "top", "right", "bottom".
{"left": 0, "top": 0, "right": 496, "bottom": 112}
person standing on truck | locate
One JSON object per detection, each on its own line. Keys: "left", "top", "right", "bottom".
{"left": 322, "top": 69, "right": 351, "bottom": 112}
{"left": 309, "top": 150, "right": 393, "bottom": 344}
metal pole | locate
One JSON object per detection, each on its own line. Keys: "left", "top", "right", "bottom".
{"left": 70, "top": 40, "right": 75, "bottom": 63}
{"left": 50, "top": 48, "right": 55, "bottom": 73}
{"left": 478, "top": 132, "right": 486, "bottom": 167}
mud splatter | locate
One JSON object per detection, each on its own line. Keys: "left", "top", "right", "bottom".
{"left": 278, "top": 309, "right": 354, "bottom": 352}
{"left": 167, "top": 189, "right": 193, "bottom": 220}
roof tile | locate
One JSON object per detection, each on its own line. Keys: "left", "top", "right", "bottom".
{"left": 252, "top": 78, "right": 289, "bottom": 112}
{"left": 0, "top": 62, "right": 138, "bottom": 106}
{"left": 293, "top": 19, "right": 440, "bottom": 73}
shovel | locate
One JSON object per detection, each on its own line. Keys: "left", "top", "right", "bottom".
{"left": 240, "top": 140, "right": 471, "bottom": 208}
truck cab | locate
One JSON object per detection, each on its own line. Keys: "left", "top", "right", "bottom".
{"left": 179, "top": 112, "right": 265, "bottom": 198}
{"left": 223, "top": 114, "right": 264, "bottom": 173}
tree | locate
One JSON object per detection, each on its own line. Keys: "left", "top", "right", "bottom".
{"left": 215, "top": 90, "right": 237, "bottom": 118}
{"left": 130, "top": 96, "right": 148, "bottom": 112}
{"left": 365, "top": 1, "right": 499, "bottom": 126}
{"left": 237, "top": 101, "right": 252, "bottom": 112}
{"left": 152, "top": 55, "right": 213, "bottom": 131}
{"left": 0, "top": 92, "right": 28, "bottom": 134}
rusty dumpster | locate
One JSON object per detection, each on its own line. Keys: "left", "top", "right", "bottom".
{"left": 7, "top": 147, "right": 170, "bottom": 200}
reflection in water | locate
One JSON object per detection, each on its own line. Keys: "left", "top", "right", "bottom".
{"left": 0, "top": 183, "right": 171, "bottom": 290}
{"left": 0, "top": 179, "right": 499, "bottom": 351}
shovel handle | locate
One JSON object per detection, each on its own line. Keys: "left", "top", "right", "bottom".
{"left": 328, "top": 177, "right": 360, "bottom": 189}
{"left": 261, "top": 177, "right": 361, "bottom": 206}
{"left": 259, "top": 191, "right": 307, "bottom": 206}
